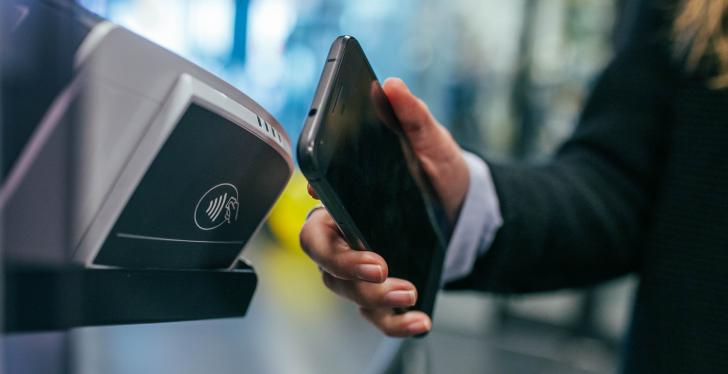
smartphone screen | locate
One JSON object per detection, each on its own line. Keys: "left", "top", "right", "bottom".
{"left": 299, "top": 36, "right": 449, "bottom": 316}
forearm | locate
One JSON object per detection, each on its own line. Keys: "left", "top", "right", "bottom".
{"left": 458, "top": 157, "right": 647, "bottom": 293}
{"left": 443, "top": 36, "right": 672, "bottom": 293}
{"left": 442, "top": 154, "right": 647, "bottom": 293}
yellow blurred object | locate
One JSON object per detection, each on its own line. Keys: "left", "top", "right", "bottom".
{"left": 266, "top": 169, "right": 321, "bottom": 255}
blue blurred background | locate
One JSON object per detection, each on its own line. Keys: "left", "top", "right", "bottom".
{"left": 58, "top": 1, "right": 634, "bottom": 373}
{"left": 78, "top": 0, "right": 617, "bottom": 160}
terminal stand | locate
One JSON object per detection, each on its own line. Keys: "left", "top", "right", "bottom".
{"left": 4, "top": 260, "right": 258, "bottom": 332}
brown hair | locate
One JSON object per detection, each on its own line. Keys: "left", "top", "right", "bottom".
{"left": 673, "top": 0, "right": 728, "bottom": 87}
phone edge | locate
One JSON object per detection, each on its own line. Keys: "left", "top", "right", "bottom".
{"left": 297, "top": 36, "right": 368, "bottom": 250}
{"left": 297, "top": 36, "right": 444, "bottom": 321}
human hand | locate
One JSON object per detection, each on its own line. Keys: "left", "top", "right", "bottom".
{"left": 299, "top": 78, "right": 469, "bottom": 337}
{"left": 301, "top": 207, "right": 432, "bottom": 336}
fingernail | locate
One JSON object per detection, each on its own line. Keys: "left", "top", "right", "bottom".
{"left": 356, "top": 264, "right": 384, "bottom": 282}
{"left": 385, "top": 290, "right": 416, "bottom": 306}
{"left": 406, "top": 319, "right": 431, "bottom": 335}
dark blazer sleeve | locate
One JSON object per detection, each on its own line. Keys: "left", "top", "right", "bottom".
{"left": 447, "top": 3, "right": 676, "bottom": 293}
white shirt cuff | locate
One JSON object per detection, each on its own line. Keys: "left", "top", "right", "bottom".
{"left": 441, "top": 151, "right": 503, "bottom": 283}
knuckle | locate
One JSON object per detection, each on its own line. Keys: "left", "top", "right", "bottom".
{"left": 321, "top": 272, "right": 338, "bottom": 292}
{"left": 354, "top": 283, "right": 387, "bottom": 308}
{"left": 298, "top": 223, "right": 314, "bottom": 255}
{"left": 330, "top": 253, "right": 353, "bottom": 274}
{"left": 351, "top": 288, "right": 377, "bottom": 308}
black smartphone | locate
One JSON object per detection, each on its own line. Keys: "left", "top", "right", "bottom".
{"left": 298, "top": 36, "right": 450, "bottom": 322}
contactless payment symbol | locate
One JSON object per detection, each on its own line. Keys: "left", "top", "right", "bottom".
{"left": 194, "top": 183, "right": 240, "bottom": 230}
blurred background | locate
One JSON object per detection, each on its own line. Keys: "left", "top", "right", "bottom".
{"left": 9, "top": 0, "right": 637, "bottom": 373}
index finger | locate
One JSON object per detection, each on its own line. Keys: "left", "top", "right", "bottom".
{"left": 300, "top": 208, "right": 388, "bottom": 282}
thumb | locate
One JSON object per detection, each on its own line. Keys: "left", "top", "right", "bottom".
{"left": 382, "top": 78, "right": 469, "bottom": 222}
{"left": 382, "top": 78, "right": 448, "bottom": 155}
